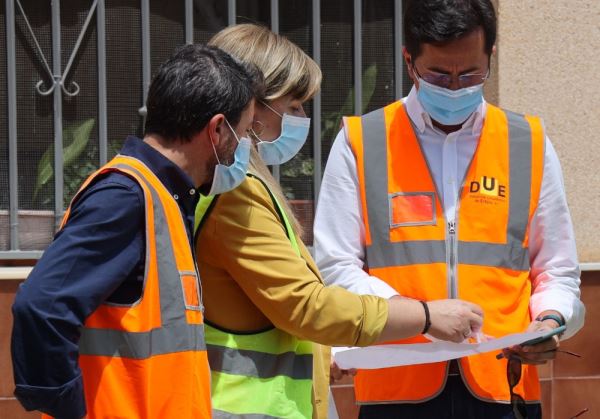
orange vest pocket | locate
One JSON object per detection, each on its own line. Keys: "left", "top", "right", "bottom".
{"left": 389, "top": 192, "right": 436, "bottom": 227}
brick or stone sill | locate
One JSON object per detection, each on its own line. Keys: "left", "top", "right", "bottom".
{"left": 0, "top": 267, "right": 32, "bottom": 280}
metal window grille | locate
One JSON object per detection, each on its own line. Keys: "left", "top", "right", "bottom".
{"left": 0, "top": 0, "right": 411, "bottom": 258}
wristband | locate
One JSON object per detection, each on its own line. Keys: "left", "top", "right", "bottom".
{"left": 536, "top": 313, "right": 565, "bottom": 328}
{"left": 420, "top": 301, "right": 431, "bottom": 334}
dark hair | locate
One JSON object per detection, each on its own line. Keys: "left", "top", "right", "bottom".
{"left": 404, "top": 0, "right": 497, "bottom": 58}
{"left": 144, "top": 44, "right": 264, "bottom": 142}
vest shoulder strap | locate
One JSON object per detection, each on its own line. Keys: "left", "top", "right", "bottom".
{"left": 194, "top": 194, "right": 219, "bottom": 236}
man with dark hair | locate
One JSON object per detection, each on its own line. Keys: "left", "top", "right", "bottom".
{"left": 11, "top": 44, "right": 262, "bottom": 418}
{"left": 315, "top": 0, "right": 584, "bottom": 418}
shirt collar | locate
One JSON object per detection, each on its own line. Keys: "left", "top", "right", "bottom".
{"left": 119, "top": 136, "right": 199, "bottom": 213}
{"left": 403, "top": 85, "right": 487, "bottom": 137}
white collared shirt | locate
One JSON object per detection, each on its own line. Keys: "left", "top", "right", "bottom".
{"left": 313, "top": 86, "right": 585, "bottom": 339}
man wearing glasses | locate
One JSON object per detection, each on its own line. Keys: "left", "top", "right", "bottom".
{"left": 314, "top": 0, "right": 585, "bottom": 418}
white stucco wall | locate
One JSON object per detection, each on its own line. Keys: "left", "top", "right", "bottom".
{"left": 495, "top": 0, "right": 600, "bottom": 262}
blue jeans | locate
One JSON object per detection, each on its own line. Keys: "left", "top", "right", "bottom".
{"left": 358, "top": 376, "right": 542, "bottom": 419}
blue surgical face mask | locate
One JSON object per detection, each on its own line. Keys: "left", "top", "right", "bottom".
{"left": 207, "top": 119, "right": 251, "bottom": 196}
{"left": 416, "top": 78, "right": 484, "bottom": 126}
{"left": 255, "top": 102, "right": 311, "bottom": 165}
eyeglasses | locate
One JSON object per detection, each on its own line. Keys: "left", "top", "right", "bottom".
{"left": 412, "top": 64, "right": 489, "bottom": 89}
{"left": 506, "top": 349, "right": 582, "bottom": 419}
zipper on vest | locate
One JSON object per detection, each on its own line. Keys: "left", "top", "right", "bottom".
{"left": 447, "top": 220, "right": 458, "bottom": 299}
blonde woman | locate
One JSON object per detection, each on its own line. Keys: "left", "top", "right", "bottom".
{"left": 195, "top": 24, "right": 484, "bottom": 419}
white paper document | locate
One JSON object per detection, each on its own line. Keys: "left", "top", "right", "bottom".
{"left": 333, "top": 330, "right": 548, "bottom": 370}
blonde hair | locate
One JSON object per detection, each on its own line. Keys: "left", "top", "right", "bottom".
{"left": 209, "top": 24, "right": 321, "bottom": 102}
{"left": 209, "top": 24, "right": 322, "bottom": 239}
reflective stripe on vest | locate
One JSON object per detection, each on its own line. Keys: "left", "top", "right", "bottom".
{"left": 213, "top": 410, "right": 283, "bottom": 419}
{"left": 346, "top": 103, "right": 544, "bottom": 404}
{"left": 207, "top": 344, "right": 313, "bottom": 380}
{"left": 58, "top": 155, "right": 212, "bottom": 419}
{"left": 195, "top": 174, "right": 313, "bottom": 419}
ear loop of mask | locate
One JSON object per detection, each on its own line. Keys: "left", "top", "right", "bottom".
{"left": 251, "top": 101, "right": 282, "bottom": 142}
{"left": 249, "top": 120, "right": 265, "bottom": 140}
{"left": 260, "top": 100, "right": 283, "bottom": 118}
{"left": 250, "top": 100, "right": 283, "bottom": 143}
{"left": 210, "top": 117, "right": 241, "bottom": 165}
{"left": 209, "top": 132, "right": 221, "bottom": 165}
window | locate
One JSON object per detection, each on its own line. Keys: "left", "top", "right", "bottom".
{"left": 0, "top": 0, "right": 411, "bottom": 257}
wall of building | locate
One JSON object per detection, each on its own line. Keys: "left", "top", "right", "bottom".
{"left": 495, "top": 0, "right": 600, "bottom": 263}
{"left": 0, "top": 273, "right": 36, "bottom": 418}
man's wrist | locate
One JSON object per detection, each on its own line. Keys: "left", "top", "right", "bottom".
{"left": 535, "top": 312, "right": 565, "bottom": 329}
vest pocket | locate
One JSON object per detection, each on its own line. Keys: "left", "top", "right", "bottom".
{"left": 388, "top": 192, "right": 437, "bottom": 228}
{"left": 180, "top": 271, "right": 202, "bottom": 310}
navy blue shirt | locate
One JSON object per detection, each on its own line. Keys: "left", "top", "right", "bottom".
{"left": 11, "top": 137, "right": 200, "bottom": 419}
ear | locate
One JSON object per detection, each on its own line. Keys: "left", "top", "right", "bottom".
{"left": 492, "top": 44, "right": 497, "bottom": 57}
{"left": 252, "top": 106, "right": 267, "bottom": 126}
{"left": 207, "top": 113, "right": 227, "bottom": 148}
{"left": 403, "top": 47, "right": 417, "bottom": 85}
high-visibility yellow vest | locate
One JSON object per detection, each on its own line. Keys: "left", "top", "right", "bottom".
{"left": 345, "top": 102, "right": 545, "bottom": 404}
{"left": 195, "top": 174, "right": 313, "bottom": 419}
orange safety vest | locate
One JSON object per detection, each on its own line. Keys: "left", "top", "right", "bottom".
{"left": 345, "top": 102, "right": 545, "bottom": 404}
{"left": 43, "top": 155, "right": 212, "bottom": 418}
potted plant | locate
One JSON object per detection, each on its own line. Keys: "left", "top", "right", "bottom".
{"left": 0, "top": 119, "right": 97, "bottom": 252}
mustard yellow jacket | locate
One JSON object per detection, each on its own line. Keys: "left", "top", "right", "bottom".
{"left": 195, "top": 175, "right": 388, "bottom": 418}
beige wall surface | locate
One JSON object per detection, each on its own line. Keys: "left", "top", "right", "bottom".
{"left": 495, "top": 1, "right": 600, "bottom": 262}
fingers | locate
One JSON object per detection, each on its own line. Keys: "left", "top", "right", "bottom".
{"left": 526, "top": 320, "right": 554, "bottom": 333}
{"left": 521, "top": 350, "right": 558, "bottom": 363}
{"left": 468, "top": 313, "right": 483, "bottom": 332}
{"left": 330, "top": 361, "right": 343, "bottom": 381}
{"left": 450, "top": 331, "right": 466, "bottom": 343}
{"left": 461, "top": 303, "right": 483, "bottom": 337}
{"left": 330, "top": 361, "right": 357, "bottom": 383}
{"left": 506, "top": 350, "right": 555, "bottom": 365}
{"left": 522, "top": 336, "right": 559, "bottom": 353}
{"left": 517, "top": 357, "right": 549, "bottom": 365}
{"left": 427, "top": 299, "right": 485, "bottom": 343}
{"left": 505, "top": 338, "right": 560, "bottom": 365}
{"left": 458, "top": 300, "right": 484, "bottom": 333}
{"left": 464, "top": 301, "right": 484, "bottom": 318}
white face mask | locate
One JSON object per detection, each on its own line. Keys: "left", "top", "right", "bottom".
{"left": 207, "top": 119, "right": 251, "bottom": 196}
{"left": 254, "top": 102, "right": 311, "bottom": 165}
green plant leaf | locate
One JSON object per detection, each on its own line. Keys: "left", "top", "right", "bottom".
{"left": 360, "top": 64, "right": 378, "bottom": 114}
{"left": 321, "top": 64, "right": 378, "bottom": 144}
{"left": 33, "top": 148, "right": 53, "bottom": 199}
{"left": 33, "top": 118, "right": 95, "bottom": 200}
{"left": 64, "top": 118, "right": 95, "bottom": 168}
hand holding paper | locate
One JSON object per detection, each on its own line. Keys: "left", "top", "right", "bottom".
{"left": 426, "top": 299, "right": 484, "bottom": 343}
{"left": 500, "top": 322, "right": 565, "bottom": 364}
